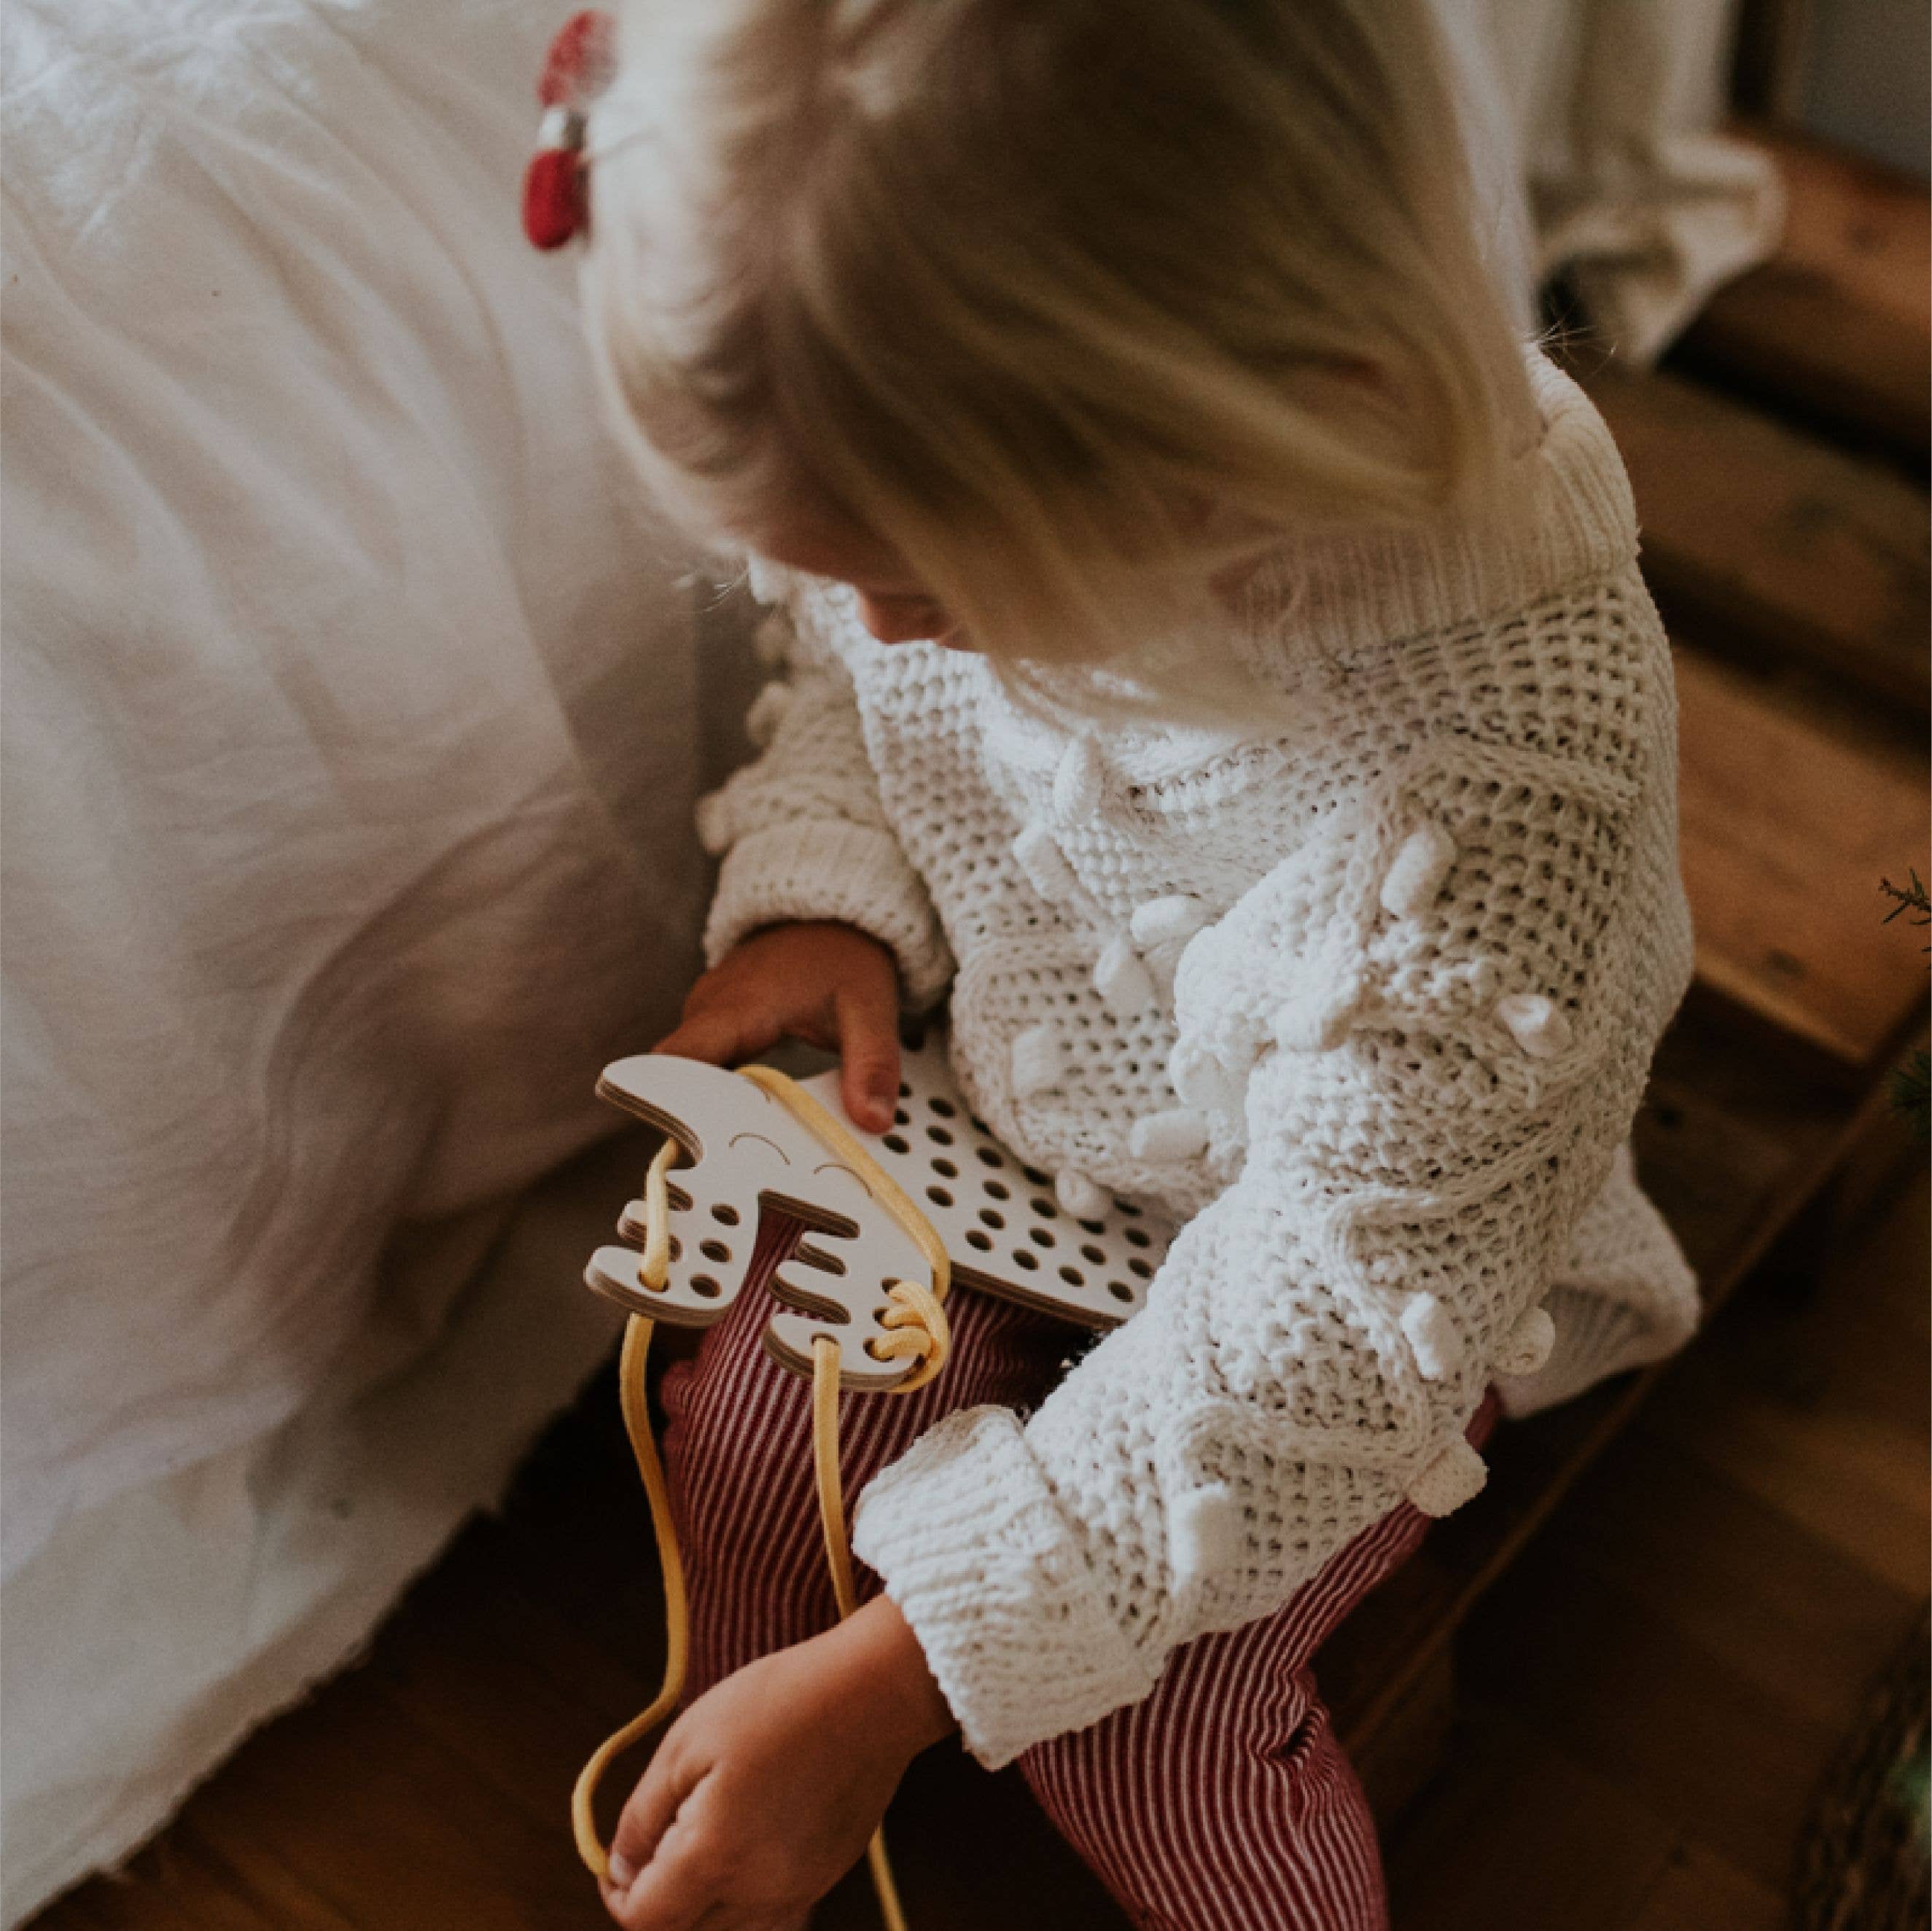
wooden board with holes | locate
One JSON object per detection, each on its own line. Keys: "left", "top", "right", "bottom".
{"left": 1577, "top": 359, "right": 1930, "bottom": 714}
{"left": 585, "top": 1028, "right": 1174, "bottom": 1384}
{"left": 1674, "top": 645, "right": 1929, "bottom": 1070}
{"left": 1675, "top": 126, "right": 1931, "bottom": 464}
{"left": 830, "top": 1026, "right": 1171, "bottom": 1325}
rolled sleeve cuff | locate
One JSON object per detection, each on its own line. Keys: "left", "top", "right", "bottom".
{"left": 851, "top": 1405, "right": 1158, "bottom": 1768}
{"left": 703, "top": 820, "right": 954, "bottom": 1010}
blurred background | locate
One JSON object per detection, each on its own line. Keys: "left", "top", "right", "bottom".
{"left": 2, "top": 1, "right": 1925, "bottom": 1927}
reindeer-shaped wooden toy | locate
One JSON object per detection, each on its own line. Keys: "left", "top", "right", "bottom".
{"left": 585, "top": 1021, "right": 1171, "bottom": 1372}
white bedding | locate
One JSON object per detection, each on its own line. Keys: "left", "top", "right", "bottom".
{"left": 1, "top": 1, "right": 739, "bottom": 1917}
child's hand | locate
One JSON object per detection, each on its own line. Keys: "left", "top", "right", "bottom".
{"left": 599, "top": 1596, "right": 955, "bottom": 1931}
{"left": 653, "top": 921, "right": 903, "bottom": 1133}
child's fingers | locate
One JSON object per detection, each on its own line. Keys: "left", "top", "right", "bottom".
{"left": 606, "top": 1826, "right": 728, "bottom": 1931}
{"left": 832, "top": 980, "right": 901, "bottom": 1133}
{"left": 607, "top": 1751, "right": 691, "bottom": 1895}
{"left": 651, "top": 1001, "right": 779, "bottom": 1069}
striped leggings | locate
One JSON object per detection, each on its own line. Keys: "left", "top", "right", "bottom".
{"left": 660, "top": 1238, "right": 1496, "bottom": 1931}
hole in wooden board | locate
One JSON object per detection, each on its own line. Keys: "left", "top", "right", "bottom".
{"left": 711, "top": 1204, "right": 740, "bottom": 1226}
{"left": 884, "top": 1134, "right": 910, "bottom": 1154}
{"left": 1059, "top": 1265, "right": 1084, "bottom": 1286}
{"left": 1013, "top": 1249, "right": 1040, "bottom": 1271}
{"left": 976, "top": 1147, "right": 1003, "bottom": 1169}
{"left": 926, "top": 1124, "right": 954, "bottom": 1146}
{"left": 691, "top": 1274, "right": 722, "bottom": 1298}
{"left": 966, "top": 1229, "right": 992, "bottom": 1252}
{"left": 930, "top": 1097, "right": 957, "bottom": 1117}
{"left": 1020, "top": 1165, "right": 1051, "bottom": 1185}
{"left": 700, "top": 1239, "right": 731, "bottom": 1263}
{"left": 1125, "top": 1227, "right": 1151, "bottom": 1249}
{"left": 1081, "top": 1244, "right": 1105, "bottom": 1265}
{"left": 1108, "top": 1282, "right": 1134, "bottom": 1302}
{"left": 980, "top": 1208, "right": 1005, "bottom": 1229}
{"left": 1029, "top": 1225, "right": 1056, "bottom": 1249}
{"left": 926, "top": 1185, "right": 954, "bottom": 1207}
{"left": 1078, "top": 1220, "right": 1105, "bottom": 1235}
{"left": 932, "top": 1157, "right": 959, "bottom": 1178}
{"left": 1115, "top": 1199, "right": 1142, "bottom": 1217}
{"left": 898, "top": 1080, "right": 912, "bottom": 1097}
{"left": 986, "top": 1179, "right": 1010, "bottom": 1201}
{"left": 1031, "top": 1197, "right": 1058, "bottom": 1218}
{"left": 668, "top": 1236, "right": 683, "bottom": 1261}
{"left": 895, "top": 1108, "right": 910, "bottom": 1126}
{"left": 1128, "top": 1257, "right": 1153, "bottom": 1279}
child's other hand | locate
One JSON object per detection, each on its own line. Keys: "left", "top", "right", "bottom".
{"left": 599, "top": 1596, "right": 954, "bottom": 1931}
{"left": 653, "top": 921, "right": 902, "bottom": 1133}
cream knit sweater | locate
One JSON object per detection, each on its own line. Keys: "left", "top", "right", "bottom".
{"left": 693, "top": 353, "right": 1699, "bottom": 1768}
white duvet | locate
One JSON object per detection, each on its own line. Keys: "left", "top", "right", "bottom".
{"left": 1, "top": 2, "right": 741, "bottom": 1918}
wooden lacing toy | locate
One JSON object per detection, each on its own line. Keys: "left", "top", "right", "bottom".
{"left": 571, "top": 1022, "right": 1174, "bottom": 1927}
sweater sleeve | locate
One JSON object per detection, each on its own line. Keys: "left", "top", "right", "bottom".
{"left": 852, "top": 724, "right": 1691, "bottom": 1766}
{"left": 696, "top": 596, "right": 954, "bottom": 1007}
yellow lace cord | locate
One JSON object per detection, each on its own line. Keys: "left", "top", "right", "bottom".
{"left": 572, "top": 1066, "right": 952, "bottom": 1931}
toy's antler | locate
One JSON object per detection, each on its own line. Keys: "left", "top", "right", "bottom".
{"left": 584, "top": 1055, "right": 933, "bottom": 1389}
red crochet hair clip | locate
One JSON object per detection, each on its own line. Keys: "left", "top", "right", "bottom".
{"left": 523, "top": 10, "right": 617, "bottom": 250}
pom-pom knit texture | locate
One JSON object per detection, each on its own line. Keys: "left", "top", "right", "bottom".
{"left": 693, "top": 355, "right": 1699, "bottom": 1768}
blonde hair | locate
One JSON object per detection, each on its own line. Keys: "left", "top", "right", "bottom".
{"left": 583, "top": 0, "right": 1540, "bottom": 710}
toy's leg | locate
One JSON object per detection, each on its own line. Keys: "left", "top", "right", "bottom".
{"left": 659, "top": 1254, "right": 1077, "bottom": 1698}
{"left": 1016, "top": 1392, "right": 1501, "bottom": 1931}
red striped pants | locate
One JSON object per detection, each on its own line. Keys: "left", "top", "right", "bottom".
{"left": 661, "top": 1252, "right": 1498, "bottom": 1931}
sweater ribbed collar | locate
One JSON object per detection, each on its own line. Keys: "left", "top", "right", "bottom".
{"left": 1233, "top": 350, "right": 1637, "bottom": 676}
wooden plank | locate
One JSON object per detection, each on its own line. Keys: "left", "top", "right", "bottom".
{"left": 1675, "top": 644, "right": 1930, "bottom": 1068}
{"left": 1580, "top": 359, "right": 1931, "bottom": 714}
{"left": 1675, "top": 127, "right": 1931, "bottom": 464}
{"left": 1386, "top": 1701, "right": 1681, "bottom": 1931}
{"left": 1623, "top": 1841, "right": 1785, "bottom": 1931}
{"left": 1519, "top": 1429, "right": 1920, "bottom": 1736}
{"left": 1641, "top": 1163, "right": 1930, "bottom": 1596}
{"left": 30, "top": 1810, "right": 352, "bottom": 1931}
{"left": 1462, "top": 1548, "right": 1842, "bottom": 1887}
{"left": 1353, "top": 1642, "right": 1458, "bottom": 1828}
{"left": 175, "top": 1667, "right": 606, "bottom": 1931}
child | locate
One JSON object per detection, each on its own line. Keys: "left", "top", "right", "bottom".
{"left": 551, "top": 1, "right": 1701, "bottom": 1924}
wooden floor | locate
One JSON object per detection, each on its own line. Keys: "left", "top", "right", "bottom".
{"left": 1385, "top": 1159, "right": 1929, "bottom": 1931}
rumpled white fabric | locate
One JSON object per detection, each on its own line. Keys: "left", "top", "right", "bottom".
{"left": 1467, "top": 0, "right": 1785, "bottom": 362}
{"left": 1, "top": 1, "right": 729, "bottom": 1918}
